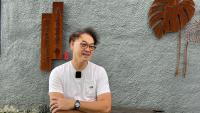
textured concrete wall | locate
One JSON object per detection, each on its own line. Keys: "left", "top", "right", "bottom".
{"left": 1, "top": 0, "right": 200, "bottom": 113}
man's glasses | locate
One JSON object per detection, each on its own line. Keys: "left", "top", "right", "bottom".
{"left": 80, "top": 41, "right": 96, "bottom": 51}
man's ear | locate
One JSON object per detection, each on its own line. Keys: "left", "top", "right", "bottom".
{"left": 70, "top": 40, "right": 74, "bottom": 50}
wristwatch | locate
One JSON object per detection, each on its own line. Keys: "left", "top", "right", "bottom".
{"left": 74, "top": 100, "right": 80, "bottom": 110}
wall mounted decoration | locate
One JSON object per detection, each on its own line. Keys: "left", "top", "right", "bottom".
{"left": 41, "top": 13, "right": 55, "bottom": 71}
{"left": 40, "top": 2, "right": 64, "bottom": 71}
{"left": 52, "top": 2, "right": 63, "bottom": 60}
{"left": 148, "top": 0, "right": 195, "bottom": 77}
{"left": 183, "top": 21, "right": 200, "bottom": 77}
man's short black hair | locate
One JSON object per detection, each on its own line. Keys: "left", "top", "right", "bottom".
{"left": 69, "top": 27, "right": 99, "bottom": 45}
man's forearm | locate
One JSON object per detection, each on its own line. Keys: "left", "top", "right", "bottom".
{"left": 56, "top": 110, "right": 85, "bottom": 113}
{"left": 78, "top": 93, "right": 112, "bottom": 113}
{"left": 57, "top": 110, "right": 101, "bottom": 113}
{"left": 79, "top": 100, "right": 111, "bottom": 113}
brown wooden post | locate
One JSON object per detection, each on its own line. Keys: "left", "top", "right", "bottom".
{"left": 52, "top": 2, "right": 64, "bottom": 60}
{"left": 40, "top": 13, "right": 56, "bottom": 71}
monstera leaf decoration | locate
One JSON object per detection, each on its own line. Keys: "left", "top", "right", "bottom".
{"left": 148, "top": 0, "right": 195, "bottom": 77}
{"left": 148, "top": 0, "right": 195, "bottom": 38}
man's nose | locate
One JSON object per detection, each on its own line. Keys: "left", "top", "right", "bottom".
{"left": 85, "top": 46, "right": 90, "bottom": 51}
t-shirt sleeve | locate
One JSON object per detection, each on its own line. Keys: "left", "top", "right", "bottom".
{"left": 96, "top": 67, "right": 111, "bottom": 96}
{"left": 49, "top": 67, "right": 64, "bottom": 94}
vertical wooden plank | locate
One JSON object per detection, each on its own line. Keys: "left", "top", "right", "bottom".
{"left": 49, "top": 14, "right": 57, "bottom": 60}
{"left": 40, "top": 2, "right": 64, "bottom": 71}
{"left": 40, "top": 13, "right": 54, "bottom": 71}
{"left": 53, "top": 2, "right": 63, "bottom": 59}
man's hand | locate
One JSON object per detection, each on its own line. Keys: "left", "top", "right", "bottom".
{"left": 50, "top": 97, "right": 75, "bottom": 113}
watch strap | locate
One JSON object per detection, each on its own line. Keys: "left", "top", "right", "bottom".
{"left": 74, "top": 100, "right": 80, "bottom": 110}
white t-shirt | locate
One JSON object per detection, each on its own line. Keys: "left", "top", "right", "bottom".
{"left": 49, "top": 61, "right": 110, "bottom": 101}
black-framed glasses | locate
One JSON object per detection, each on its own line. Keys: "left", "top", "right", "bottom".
{"left": 80, "top": 42, "right": 96, "bottom": 51}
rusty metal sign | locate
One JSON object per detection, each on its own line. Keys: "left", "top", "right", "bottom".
{"left": 40, "top": 13, "right": 55, "bottom": 71}
{"left": 53, "top": 2, "right": 63, "bottom": 59}
{"left": 40, "top": 2, "right": 64, "bottom": 71}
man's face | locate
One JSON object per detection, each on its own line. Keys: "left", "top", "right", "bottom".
{"left": 70, "top": 33, "right": 96, "bottom": 62}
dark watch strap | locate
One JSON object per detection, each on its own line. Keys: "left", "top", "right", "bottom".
{"left": 74, "top": 100, "right": 80, "bottom": 110}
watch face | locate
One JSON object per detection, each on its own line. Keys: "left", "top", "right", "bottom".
{"left": 75, "top": 102, "right": 80, "bottom": 107}
{"left": 75, "top": 100, "right": 80, "bottom": 109}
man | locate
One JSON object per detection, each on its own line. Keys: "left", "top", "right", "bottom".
{"left": 49, "top": 27, "right": 112, "bottom": 113}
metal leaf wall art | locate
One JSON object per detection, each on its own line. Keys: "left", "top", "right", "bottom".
{"left": 183, "top": 21, "right": 200, "bottom": 77}
{"left": 148, "top": 0, "right": 195, "bottom": 77}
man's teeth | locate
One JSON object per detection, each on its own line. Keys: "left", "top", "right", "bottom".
{"left": 83, "top": 53, "right": 90, "bottom": 56}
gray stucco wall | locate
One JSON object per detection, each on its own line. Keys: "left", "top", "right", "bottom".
{"left": 0, "top": 0, "right": 200, "bottom": 113}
